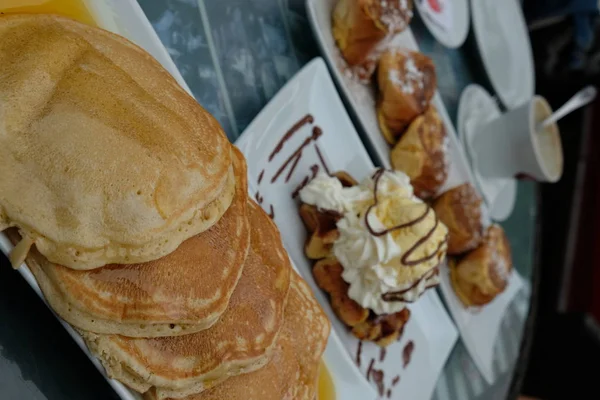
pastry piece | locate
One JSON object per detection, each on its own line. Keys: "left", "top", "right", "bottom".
{"left": 145, "top": 270, "right": 330, "bottom": 400}
{"left": 82, "top": 201, "right": 291, "bottom": 399}
{"left": 10, "top": 148, "right": 249, "bottom": 338}
{"left": 332, "top": 170, "right": 360, "bottom": 187}
{"left": 313, "top": 257, "right": 369, "bottom": 327}
{"left": 433, "top": 183, "right": 484, "bottom": 255}
{"left": 0, "top": 14, "right": 234, "bottom": 270}
{"left": 377, "top": 49, "right": 437, "bottom": 143}
{"left": 333, "top": 0, "right": 414, "bottom": 81}
{"left": 300, "top": 204, "right": 341, "bottom": 260}
{"left": 298, "top": 171, "right": 359, "bottom": 259}
{"left": 313, "top": 257, "right": 410, "bottom": 347}
{"left": 450, "top": 225, "right": 513, "bottom": 307}
{"left": 390, "top": 106, "right": 448, "bottom": 198}
{"left": 353, "top": 308, "right": 411, "bottom": 347}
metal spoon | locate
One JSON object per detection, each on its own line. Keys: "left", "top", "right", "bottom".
{"left": 538, "top": 85, "right": 597, "bottom": 131}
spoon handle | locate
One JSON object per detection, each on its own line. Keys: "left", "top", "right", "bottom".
{"left": 540, "top": 85, "right": 597, "bottom": 130}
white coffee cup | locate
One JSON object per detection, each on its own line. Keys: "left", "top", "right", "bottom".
{"left": 471, "top": 96, "right": 564, "bottom": 182}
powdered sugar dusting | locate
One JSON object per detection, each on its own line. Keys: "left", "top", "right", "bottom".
{"left": 378, "top": 0, "right": 413, "bottom": 33}
{"left": 491, "top": 245, "right": 510, "bottom": 283}
{"left": 441, "top": 130, "right": 451, "bottom": 171}
{"left": 388, "top": 55, "right": 425, "bottom": 94}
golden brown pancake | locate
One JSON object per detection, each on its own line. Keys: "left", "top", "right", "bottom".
{"left": 82, "top": 201, "right": 292, "bottom": 398}
{"left": 144, "top": 270, "right": 331, "bottom": 400}
{"left": 12, "top": 147, "right": 248, "bottom": 337}
{"left": 0, "top": 14, "right": 233, "bottom": 270}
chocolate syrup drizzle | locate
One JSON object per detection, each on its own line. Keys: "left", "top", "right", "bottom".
{"left": 268, "top": 114, "right": 314, "bottom": 162}
{"left": 258, "top": 114, "right": 331, "bottom": 219}
{"left": 361, "top": 169, "right": 448, "bottom": 302}
{"left": 367, "top": 359, "right": 375, "bottom": 381}
{"left": 356, "top": 341, "right": 363, "bottom": 367}
{"left": 270, "top": 126, "right": 322, "bottom": 183}
{"left": 379, "top": 347, "right": 387, "bottom": 362}
{"left": 257, "top": 170, "right": 265, "bottom": 184}
{"left": 364, "top": 169, "right": 432, "bottom": 244}
{"left": 291, "top": 164, "right": 319, "bottom": 199}
{"left": 314, "top": 142, "right": 330, "bottom": 175}
{"left": 381, "top": 268, "right": 440, "bottom": 302}
{"left": 403, "top": 340, "right": 415, "bottom": 368}
{"left": 372, "top": 368, "right": 385, "bottom": 397}
{"left": 268, "top": 205, "right": 275, "bottom": 220}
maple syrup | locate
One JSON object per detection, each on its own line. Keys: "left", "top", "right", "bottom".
{"left": 0, "top": 0, "right": 95, "bottom": 26}
{"left": 318, "top": 361, "right": 336, "bottom": 400}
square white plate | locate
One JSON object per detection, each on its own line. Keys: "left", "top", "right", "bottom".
{"left": 0, "top": 1, "right": 191, "bottom": 399}
{"left": 235, "top": 57, "right": 458, "bottom": 400}
{"left": 305, "top": 0, "right": 527, "bottom": 385}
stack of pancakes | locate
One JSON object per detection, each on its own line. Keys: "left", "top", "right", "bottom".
{"left": 0, "top": 14, "right": 330, "bottom": 400}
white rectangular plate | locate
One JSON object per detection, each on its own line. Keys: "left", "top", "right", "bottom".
{"left": 235, "top": 57, "right": 458, "bottom": 400}
{"left": 0, "top": 1, "right": 192, "bottom": 399}
{"left": 306, "top": 0, "right": 526, "bottom": 384}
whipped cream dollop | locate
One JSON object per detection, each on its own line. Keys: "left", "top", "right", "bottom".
{"left": 299, "top": 171, "right": 447, "bottom": 315}
{"left": 299, "top": 173, "right": 370, "bottom": 214}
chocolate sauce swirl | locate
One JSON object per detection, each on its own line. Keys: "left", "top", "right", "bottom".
{"left": 381, "top": 267, "right": 440, "bottom": 302}
{"left": 364, "top": 168, "right": 447, "bottom": 270}
{"left": 270, "top": 127, "right": 322, "bottom": 184}
{"left": 268, "top": 114, "right": 313, "bottom": 161}
{"left": 365, "top": 169, "right": 431, "bottom": 237}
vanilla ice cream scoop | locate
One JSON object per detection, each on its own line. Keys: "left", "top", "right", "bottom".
{"left": 300, "top": 169, "right": 448, "bottom": 315}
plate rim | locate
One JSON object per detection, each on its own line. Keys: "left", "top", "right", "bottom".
{"left": 469, "top": 0, "right": 535, "bottom": 109}
{"left": 414, "top": 0, "right": 471, "bottom": 49}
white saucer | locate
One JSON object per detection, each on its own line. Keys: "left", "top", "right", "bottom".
{"left": 415, "top": 0, "right": 470, "bottom": 49}
{"left": 470, "top": 0, "right": 534, "bottom": 109}
{"left": 457, "top": 84, "right": 517, "bottom": 222}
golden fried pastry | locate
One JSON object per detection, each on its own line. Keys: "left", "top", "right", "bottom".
{"left": 352, "top": 308, "right": 411, "bottom": 347}
{"left": 300, "top": 204, "right": 341, "bottom": 260}
{"left": 377, "top": 49, "right": 437, "bottom": 143}
{"left": 299, "top": 171, "right": 358, "bottom": 259}
{"left": 313, "top": 257, "right": 369, "bottom": 327}
{"left": 450, "top": 225, "right": 513, "bottom": 307}
{"left": 333, "top": 0, "right": 414, "bottom": 81}
{"left": 331, "top": 170, "right": 359, "bottom": 187}
{"left": 433, "top": 183, "right": 484, "bottom": 255}
{"left": 390, "top": 107, "right": 448, "bottom": 198}
{"left": 313, "top": 257, "right": 410, "bottom": 347}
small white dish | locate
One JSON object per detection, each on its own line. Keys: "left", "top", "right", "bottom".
{"left": 457, "top": 84, "right": 517, "bottom": 222}
{"left": 414, "top": 0, "right": 470, "bottom": 49}
{"left": 236, "top": 57, "right": 458, "bottom": 400}
{"left": 470, "top": 0, "right": 535, "bottom": 109}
